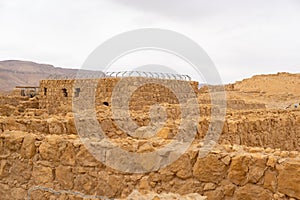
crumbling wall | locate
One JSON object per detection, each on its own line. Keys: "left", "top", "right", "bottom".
{"left": 0, "top": 109, "right": 299, "bottom": 151}
{"left": 0, "top": 96, "right": 39, "bottom": 116}
{"left": 0, "top": 131, "right": 300, "bottom": 200}
{"left": 0, "top": 77, "right": 299, "bottom": 199}
{"left": 39, "top": 78, "right": 199, "bottom": 114}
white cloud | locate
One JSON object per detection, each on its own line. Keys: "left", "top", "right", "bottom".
{"left": 0, "top": 0, "right": 299, "bottom": 83}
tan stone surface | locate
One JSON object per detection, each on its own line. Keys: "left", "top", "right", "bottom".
{"left": 0, "top": 73, "right": 299, "bottom": 199}
{"left": 0, "top": 130, "right": 299, "bottom": 199}
{"left": 228, "top": 154, "right": 250, "bottom": 185}
{"left": 193, "top": 154, "right": 227, "bottom": 183}
{"left": 278, "top": 160, "right": 300, "bottom": 199}
{"left": 234, "top": 184, "right": 273, "bottom": 200}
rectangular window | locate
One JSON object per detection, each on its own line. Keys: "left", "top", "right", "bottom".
{"left": 74, "top": 88, "right": 81, "bottom": 97}
{"left": 21, "top": 89, "right": 25, "bottom": 96}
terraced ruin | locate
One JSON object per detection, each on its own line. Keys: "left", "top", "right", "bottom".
{"left": 0, "top": 72, "right": 299, "bottom": 200}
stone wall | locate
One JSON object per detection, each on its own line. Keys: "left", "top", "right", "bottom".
{"left": 0, "top": 95, "right": 39, "bottom": 116}
{"left": 0, "top": 77, "right": 299, "bottom": 199}
{"left": 0, "top": 99, "right": 299, "bottom": 199}
{"left": 0, "top": 108, "right": 299, "bottom": 151}
{"left": 0, "top": 131, "right": 300, "bottom": 200}
{"left": 39, "top": 78, "right": 199, "bottom": 114}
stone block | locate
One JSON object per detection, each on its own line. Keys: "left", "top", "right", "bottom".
{"left": 193, "top": 154, "right": 227, "bottom": 183}
{"left": 278, "top": 160, "right": 300, "bottom": 199}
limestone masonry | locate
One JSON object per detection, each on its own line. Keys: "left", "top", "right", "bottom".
{"left": 0, "top": 73, "right": 299, "bottom": 200}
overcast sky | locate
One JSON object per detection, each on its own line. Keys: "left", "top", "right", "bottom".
{"left": 0, "top": 0, "right": 299, "bottom": 83}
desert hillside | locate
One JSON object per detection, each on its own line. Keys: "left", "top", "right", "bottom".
{"left": 227, "top": 72, "right": 300, "bottom": 109}
{"left": 0, "top": 70, "right": 300, "bottom": 199}
{"left": 0, "top": 60, "right": 79, "bottom": 92}
{"left": 1, "top": 60, "right": 299, "bottom": 109}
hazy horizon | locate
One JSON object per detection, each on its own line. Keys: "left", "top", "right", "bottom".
{"left": 0, "top": 0, "right": 299, "bottom": 83}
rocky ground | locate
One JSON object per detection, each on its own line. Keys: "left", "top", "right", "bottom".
{"left": 0, "top": 72, "right": 299, "bottom": 199}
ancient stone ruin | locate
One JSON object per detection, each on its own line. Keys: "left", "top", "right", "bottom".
{"left": 0, "top": 72, "right": 299, "bottom": 200}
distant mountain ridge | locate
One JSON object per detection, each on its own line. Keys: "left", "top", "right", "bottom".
{"left": 0, "top": 60, "right": 80, "bottom": 92}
